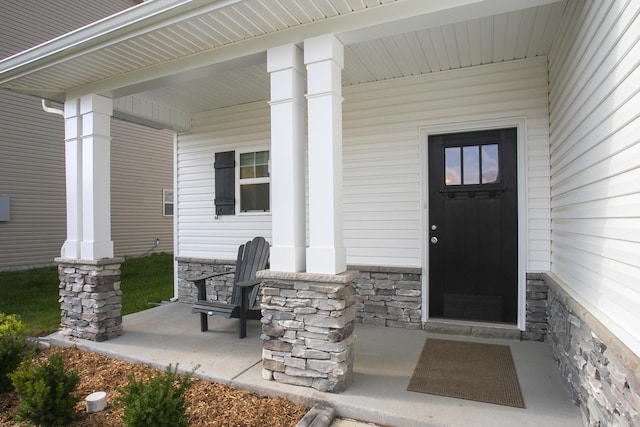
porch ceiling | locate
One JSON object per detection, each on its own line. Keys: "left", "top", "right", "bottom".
{"left": 0, "top": 0, "right": 565, "bottom": 119}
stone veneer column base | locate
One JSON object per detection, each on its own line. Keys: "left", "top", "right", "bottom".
{"left": 55, "top": 257, "right": 124, "bottom": 342}
{"left": 257, "top": 270, "right": 357, "bottom": 393}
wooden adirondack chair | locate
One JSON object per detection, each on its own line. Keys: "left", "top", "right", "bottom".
{"left": 188, "top": 236, "right": 269, "bottom": 338}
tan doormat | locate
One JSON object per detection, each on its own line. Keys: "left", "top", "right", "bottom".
{"left": 407, "top": 338, "right": 525, "bottom": 408}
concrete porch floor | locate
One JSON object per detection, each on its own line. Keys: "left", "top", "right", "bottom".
{"left": 48, "top": 302, "right": 582, "bottom": 427}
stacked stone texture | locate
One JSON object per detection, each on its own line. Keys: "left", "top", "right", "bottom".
{"left": 351, "top": 267, "right": 422, "bottom": 330}
{"left": 523, "top": 273, "right": 548, "bottom": 341}
{"left": 179, "top": 262, "right": 555, "bottom": 344}
{"left": 547, "top": 276, "right": 639, "bottom": 427}
{"left": 260, "top": 275, "right": 356, "bottom": 393}
{"left": 176, "top": 258, "right": 235, "bottom": 303}
{"left": 58, "top": 260, "right": 123, "bottom": 342}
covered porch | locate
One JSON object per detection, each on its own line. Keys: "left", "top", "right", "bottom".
{"left": 0, "top": 0, "right": 573, "bottom": 394}
{"left": 47, "top": 302, "right": 581, "bottom": 427}
{"left": 4, "top": 0, "right": 639, "bottom": 424}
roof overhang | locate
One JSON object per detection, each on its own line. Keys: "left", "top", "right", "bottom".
{"left": 0, "top": 0, "right": 565, "bottom": 131}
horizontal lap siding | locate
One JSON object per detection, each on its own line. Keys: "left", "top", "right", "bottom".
{"left": 0, "top": 92, "right": 66, "bottom": 269}
{"left": 0, "top": 0, "right": 139, "bottom": 59}
{"left": 110, "top": 119, "right": 174, "bottom": 257}
{"left": 548, "top": 0, "right": 640, "bottom": 355}
{"left": 342, "top": 57, "right": 550, "bottom": 268}
{"left": 1, "top": 0, "right": 165, "bottom": 270}
{"left": 178, "top": 57, "right": 550, "bottom": 269}
{"left": 177, "top": 103, "right": 272, "bottom": 260}
{"left": 0, "top": 93, "right": 174, "bottom": 270}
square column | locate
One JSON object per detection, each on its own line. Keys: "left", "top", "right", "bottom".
{"left": 62, "top": 94, "right": 114, "bottom": 260}
{"left": 61, "top": 99, "right": 83, "bottom": 259}
{"left": 268, "top": 44, "right": 306, "bottom": 272}
{"left": 304, "top": 34, "right": 347, "bottom": 275}
{"left": 59, "top": 95, "right": 117, "bottom": 342}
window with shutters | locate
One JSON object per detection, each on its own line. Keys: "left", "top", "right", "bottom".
{"left": 213, "top": 150, "right": 270, "bottom": 216}
{"left": 238, "top": 150, "right": 270, "bottom": 212}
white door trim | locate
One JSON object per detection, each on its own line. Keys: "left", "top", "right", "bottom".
{"left": 419, "top": 117, "right": 528, "bottom": 330}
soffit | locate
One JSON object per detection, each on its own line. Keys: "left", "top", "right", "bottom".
{"left": 0, "top": 0, "right": 566, "bottom": 115}
{"left": 135, "top": 1, "right": 565, "bottom": 114}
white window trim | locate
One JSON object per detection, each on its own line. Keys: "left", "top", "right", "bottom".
{"left": 236, "top": 149, "right": 271, "bottom": 215}
{"left": 162, "top": 188, "right": 174, "bottom": 217}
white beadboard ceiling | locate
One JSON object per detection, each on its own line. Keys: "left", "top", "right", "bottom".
{"left": 0, "top": 0, "right": 566, "bottom": 116}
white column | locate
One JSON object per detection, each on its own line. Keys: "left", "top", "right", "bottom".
{"left": 268, "top": 44, "right": 306, "bottom": 272}
{"left": 304, "top": 34, "right": 346, "bottom": 275}
{"left": 61, "top": 99, "right": 83, "bottom": 259}
{"left": 61, "top": 94, "right": 113, "bottom": 260}
{"left": 80, "top": 94, "right": 114, "bottom": 260}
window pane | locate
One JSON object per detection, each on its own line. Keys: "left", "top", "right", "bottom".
{"left": 241, "top": 183, "right": 269, "bottom": 212}
{"left": 255, "top": 151, "right": 269, "bottom": 178}
{"left": 445, "top": 147, "right": 461, "bottom": 185}
{"left": 254, "top": 165, "right": 267, "bottom": 177}
{"left": 164, "top": 204, "right": 174, "bottom": 216}
{"left": 240, "top": 153, "right": 255, "bottom": 179}
{"left": 240, "top": 151, "right": 270, "bottom": 179}
{"left": 463, "top": 146, "right": 480, "bottom": 185}
{"left": 240, "top": 166, "right": 253, "bottom": 179}
{"left": 255, "top": 150, "right": 269, "bottom": 164}
{"left": 482, "top": 144, "right": 499, "bottom": 184}
{"left": 240, "top": 152, "right": 254, "bottom": 167}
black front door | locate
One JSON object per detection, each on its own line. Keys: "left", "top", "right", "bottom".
{"left": 428, "top": 128, "right": 518, "bottom": 323}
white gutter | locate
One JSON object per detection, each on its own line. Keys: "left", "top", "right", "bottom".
{"left": 0, "top": 0, "right": 242, "bottom": 84}
{"left": 41, "top": 99, "right": 63, "bottom": 116}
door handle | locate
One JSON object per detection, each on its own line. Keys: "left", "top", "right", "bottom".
{"left": 430, "top": 236, "right": 438, "bottom": 244}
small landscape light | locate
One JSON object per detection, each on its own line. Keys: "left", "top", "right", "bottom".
{"left": 86, "top": 391, "right": 107, "bottom": 413}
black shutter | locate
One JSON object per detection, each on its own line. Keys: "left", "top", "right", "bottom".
{"left": 214, "top": 151, "right": 235, "bottom": 216}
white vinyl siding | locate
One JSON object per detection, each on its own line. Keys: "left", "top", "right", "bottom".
{"left": 177, "top": 102, "right": 272, "bottom": 260}
{"left": 343, "top": 56, "right": 550, "bottom": 268}
{"left": 111, "top": 119, "right": 174, "bottom": 257}
{"left": 177, "top": 56, "right": 550, "bottom": 270}
{"left": 548, "top": 0, "right": 640, "bottom": 356}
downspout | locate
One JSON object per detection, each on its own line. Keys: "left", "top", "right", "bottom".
{"left": 42, "top": 99, "right": 63, "bottom": 115}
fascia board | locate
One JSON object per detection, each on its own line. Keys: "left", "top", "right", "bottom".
{"left": 1, "top": 0, "right": 563, "bottom": 98}
{"left": 0, "top": 0, "right": 242, "bottom": 84}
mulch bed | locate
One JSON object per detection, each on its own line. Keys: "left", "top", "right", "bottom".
{"left": 0, "top": 346, "right": 309, "bottom": 426}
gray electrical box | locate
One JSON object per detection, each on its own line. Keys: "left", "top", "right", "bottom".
{"left": 0, "top": 195, "right": 9, "bottom": 221}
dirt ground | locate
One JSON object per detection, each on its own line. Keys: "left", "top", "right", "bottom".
{"left": 0, "top": 346, "right": 309, "bottom": 426}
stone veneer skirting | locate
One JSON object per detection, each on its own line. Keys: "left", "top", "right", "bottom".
{"left": 55, "top": 257, "right": 124, "bottom": 342}
{"left": 351, "top": 266, "right": 549, "bottom": 341}
{"left": 176, "top": 257, "right": 237, "bottom": 304}
{"left": 177, "top": 260, "right": 548, "bottom": 340}
{"left": 349, "top": 265, "right": 423, "bottom": 330}
{"left": 542, "top": 273, "right": 640, "bottom": 427}
{"left": 176, "top": 258, "right": 640, "bottom": 420}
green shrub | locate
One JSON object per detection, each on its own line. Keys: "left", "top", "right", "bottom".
{"left": 116, "top": 364, "right": 194, "bottom": 427}
{"left": 10, "top": 353, "right": 80, "bottom": 426}
{"left": 0, "top": 312, "right": 27, "bottom": 392}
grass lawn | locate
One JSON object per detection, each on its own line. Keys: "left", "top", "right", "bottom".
{"left": 0, "top": 252, "right": 174, "bottom": 337}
